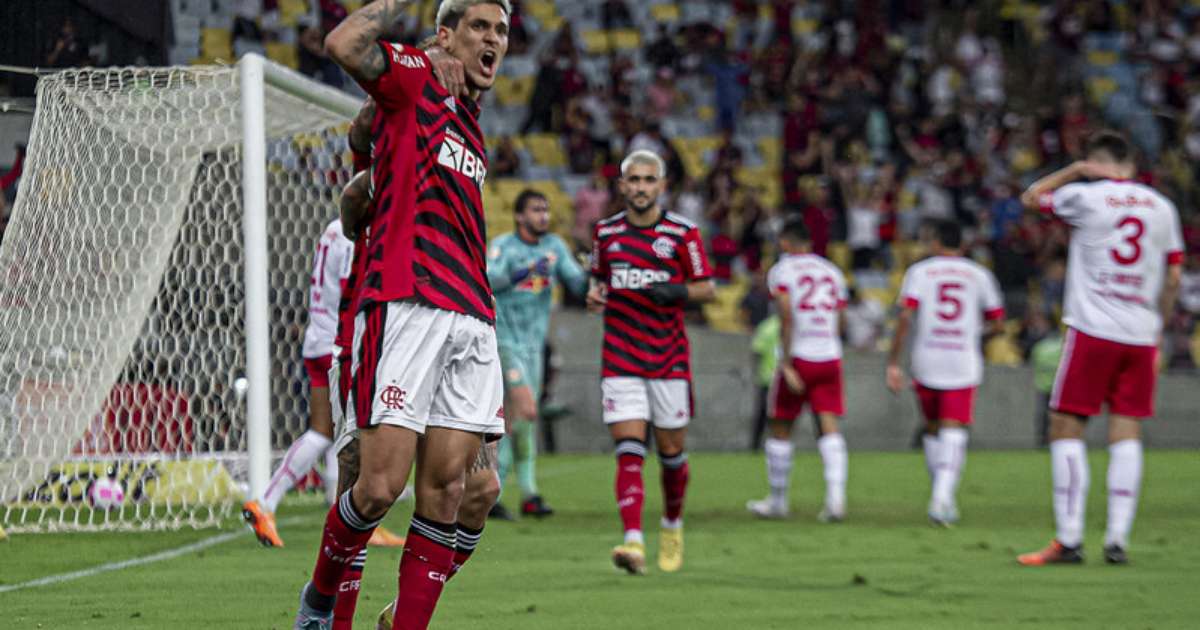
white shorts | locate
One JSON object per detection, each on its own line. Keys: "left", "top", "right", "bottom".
{"left": 346, "top": 301, "right": 504, "bottom": 438}
{"left": 601, "top": 377, "right": 692, "bottom": 429}
{"left": 329, "top": 352, "right": 356, "bottom": 454}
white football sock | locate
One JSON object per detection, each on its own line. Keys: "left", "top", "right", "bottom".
{"left": 931, "top": 427, "right": 968, "bottom": 509}
{"left": 922, "top": 433, "right": 940, "bottom": 484}
{"left": 817, "top": 433, "right": 847, "bottom": 514}
{"left": 262, "top": 429, "right": 332, "bottom": 513}
{"left": 764, "top": 437, "right": 794, "bottom": 508}
{"left": 322, "top": 444, "right": 339, "bottom": 506}
{"left": 1051, "top": 439, "right": 1089, "bottom": 548}
{"left": 624, "top": 529, "right": 644, "bottom": 545}
{"left": 1105, "top": 439, "right": 1142, "bottom": 549}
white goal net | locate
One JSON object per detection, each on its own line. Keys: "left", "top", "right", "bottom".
{"left": 0, "top": 57, "right": 358, "bottom": 532}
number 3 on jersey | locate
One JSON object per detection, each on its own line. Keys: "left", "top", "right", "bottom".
{"left": 1111, "top": 216, "right": 1144, "bottom": 265}
{"left": 796, "top": 275, "right": 837, "bottom": 311}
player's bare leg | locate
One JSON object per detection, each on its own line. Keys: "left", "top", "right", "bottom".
{"left": 814, "top": 412, "right": 848, "bottom": 523}
{"left": 1103, "top": 416, "right": 1142, "bottom": 564}
{"left": 655, "top": 425, "right": 689, "bottom": 572}
{"left": 609, "top": 420, "right": 649, "bottom": 575}
{"left": 928, "top": 418, "right": 968, "bottom": 527}
{"left": 747, "top": 419, "right": 794, "bottom": 519}
{"left": 245, "top": 384, "right": 337, "bottom": 548}
{"left": 1018, "top": 411, "right": 1087, "bottom": 566}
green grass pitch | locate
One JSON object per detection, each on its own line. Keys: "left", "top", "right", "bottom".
{"left": 2, "top": 450, "right": 1198, "bottom": 629}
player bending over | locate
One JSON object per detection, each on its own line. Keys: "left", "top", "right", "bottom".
{"left": 293, "top": 1, "right": 510, "bottom": 629}
{"left": 1015, "top": 131, "right": 1183, "bottom": 566}
{"left": 487, "top": 189, "right": 588, "bottom": 519}
{"left": 746, "top": 218, "right": 850, "bottom": 522}
{"left": 886, "top": 219, "right": 1005, "bottom": 526}
{"left": 587, "top": 150, "right": 715, "bottom": 575}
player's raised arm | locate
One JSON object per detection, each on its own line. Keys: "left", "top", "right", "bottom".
{"left": 324, "top": 0, "right": 413, "bottom": 83}
{"left": 1019, "top": 160, "right": 1129, "bottom": 210}
{"left": 348, "top": 98, "right": 376, "bottom": 157}
{"left": 339, "top": 169, "right": 372, "bottom": 240}
{"left": 553, "top": 236, "right": 590, "bottom": 297}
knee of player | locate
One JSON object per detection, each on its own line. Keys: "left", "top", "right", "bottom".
{"left": 416, "top": 475, "right": 467, "bottom": 510}
{"left": 467, "top": 471, "right": 501, "bottom": 507}
{"left": 352, "top": 478, "right": 402, "bottom": 519}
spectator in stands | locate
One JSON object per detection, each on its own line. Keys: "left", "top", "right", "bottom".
{"left": 844, "top": 287, "right": 886, "bottom": 352}
{"left": 840, "top": 167, "right": 882, "bottom": 272}
{"left": 491, "top": 136, "right": 521, "bottom": 178}
{"left": 572, "top": 168, "right": 612, "bottom": 251}
{"left": 45, "top": 18, "right": 90, "bottom": 68}
{"left": 672, "top": 176, "right": 708, "bottom": 234}
{"left": 705, "top": 44, "right": 749, "bottom": 133}
{"left": 645, "top": 23, "right": 680, "bottom": 70}
{"left": 627, "top": 120, "right": 685, "bottom": 186}
{"left": 602, "top": 0, "right": 634, "bottom": 31}
{"left": 298, "top": 16, "right": 342, "bottom": 89}
{"left": 800, "top": 178, "right": 835, "bottom": 257}
{"left": 645, "top": 67, "right": 681, "bottom": 121}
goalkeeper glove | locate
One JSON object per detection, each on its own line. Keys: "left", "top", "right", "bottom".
{"left": 511, "top": 257, "right": 551, "bottom": 284}
{"left": 642, "top": 282, "right": 689, "bottom": 306}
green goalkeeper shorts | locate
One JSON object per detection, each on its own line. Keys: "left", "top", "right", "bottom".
{"left": 499, "top": 344, "right": 543, "bottom": 402}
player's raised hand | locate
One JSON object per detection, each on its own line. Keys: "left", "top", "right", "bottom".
{"left": 886, "top": 363, "right": 905, "bottom": 394}
{"left": 586, "top": 283, "right": 607, "bottom": 313}
{"left": 426, "top": 46, "right": 467, "bottom": 98}
{"left": 780, "top": 363, "right": 805, "bottom": 395}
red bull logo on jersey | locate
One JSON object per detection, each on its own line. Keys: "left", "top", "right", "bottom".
{"left": 610, "top": 266, "right": 671, "bottom": 290}
{"left": 437, "top": 135, "right": 487, "bottom": 187}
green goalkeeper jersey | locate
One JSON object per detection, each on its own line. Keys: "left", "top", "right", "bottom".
{"left": 487, "top": 232, "right": 588, "bottom": 353}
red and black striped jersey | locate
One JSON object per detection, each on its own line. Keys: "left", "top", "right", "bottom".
{"left": 590, "top": 211, "right": 712, "bottom": 379}
{"left": 355, "top": 42, "right": 494, "bottom": 323}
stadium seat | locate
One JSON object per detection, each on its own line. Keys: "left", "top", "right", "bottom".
{"left": 702, "top": 278, "right": 750, "bottom": 333}
{"left": 493, "top": 75, "right": 535, "bottom": 107}
{"left": 580, "top": 30, "right": 610, "bottom": 55}
{"left": 650, "top": 4, "right": 681, "bottom": 22}
{"left": 523, "top": 133, "right": 567, "bottom": 168}
{"left": 525, "top": 0, "right": 558, "bottom": 22}
{"left": 609, "top": 29, "right": 642, "bottom": 52}
{"left": 278, "top": 0, "right": 309, "bottom": 26}
{"left": 265, "top": 41, "right": 299, "bottom": 69}
{"left": 200, "top": 28, "right": 234, "bottom": 62}
{"left": 827, "top": 242, "right": 851, "bottom": 271}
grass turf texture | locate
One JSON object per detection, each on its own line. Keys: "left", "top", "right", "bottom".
{"left": 2, "top": 450, "right": 1198, "bottom": 629}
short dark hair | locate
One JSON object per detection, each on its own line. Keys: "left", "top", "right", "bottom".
{"left": 1085, "top": 130, "right": 1132, "bottom": 163}
{"left": 514, "top": 189, "right": 547, "bottom": 214}
{"left": 934, "top": 219, "right": 963, "bottom": 249}
{"left": 779, "top": 218, "right": 810, "bottom": 243}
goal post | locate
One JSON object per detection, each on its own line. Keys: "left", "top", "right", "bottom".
{"left": 0, "top": 54, "right": 360, "bottom": 532}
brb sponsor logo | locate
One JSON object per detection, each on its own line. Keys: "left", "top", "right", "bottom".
{"left": 610, "top": 266, "right": 670, "bottom": 290}
{"left": 437, "top": 132, "right": 487, "bottom": 187}
{"left": 380, "top": 385, "right": 406, "bottom": 411}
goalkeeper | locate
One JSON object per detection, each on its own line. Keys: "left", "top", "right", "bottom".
{"left": 486, "top": 190, "right": 588, "bottom": 519}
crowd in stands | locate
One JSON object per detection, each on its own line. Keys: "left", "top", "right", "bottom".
{"left": 12, "top": 0, "right": 1200, "bottom": 371}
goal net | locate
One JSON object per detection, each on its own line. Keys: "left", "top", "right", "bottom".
{"left": 0, "top": 57, "right": 359, "bottom": 532}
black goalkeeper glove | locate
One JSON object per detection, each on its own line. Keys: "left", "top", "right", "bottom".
{"left": 642, "top": 282, "right": 689, "bottom": 307}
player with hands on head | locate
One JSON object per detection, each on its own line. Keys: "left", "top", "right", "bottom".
{"left": 1015, "top": 131, "right": 1184, "bottom": 566}
{"left": 746, "top": 218, "right": 851, "bottom": 523}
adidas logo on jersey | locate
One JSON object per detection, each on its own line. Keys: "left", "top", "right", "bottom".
{"left": 607, "top": 242, "right": 622, "bottom": 253}
{"left": 437, "top": 136, "right": 487, "bottom": 186}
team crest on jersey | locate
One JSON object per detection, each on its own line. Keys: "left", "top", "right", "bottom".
{"left": 652, "top": 236, "right": 675, "bottom": 259}
{"left": 437, "top": 136, "right": 487, "bottom": 186}
{"left": 380, "top": 385, "right": 406, "bottom": 410}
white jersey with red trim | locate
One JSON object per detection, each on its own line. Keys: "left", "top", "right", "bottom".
{"left": 1046, "top": 179, "right": 1185, "bottom": 346}
{"left": 302, "top": 219, "right": 355, "bottom": 359}
{"left": 768, "top": 252, "right": 848, "bottom": 362}
{"left": 899, "top": 255, "right": 1004, "bottom": 389}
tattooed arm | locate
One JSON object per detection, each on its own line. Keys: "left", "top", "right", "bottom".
{"left": 324, "top": 0, "right": 413, "bottom": 83}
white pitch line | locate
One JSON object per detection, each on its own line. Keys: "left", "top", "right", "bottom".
{"left": 0, "top": 515, "right": 312, "bottom": 595}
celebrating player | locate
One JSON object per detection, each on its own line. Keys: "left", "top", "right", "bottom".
{"left": 745, "top": 219, "right": 850, "bottom": 522}
{"left": 886, "top": 219, "right": 1005, "bottom": 526}
{"left": 486, "top": 189, "right": 588, "bottom": 519}
{"left": 586, "top": 149, "right": 715, "bottom": 575}
{"left": 293, "top": 2, "right": 510, "bottom": 629}
{"left": 1016, "top": 131, "right": 1183, "bottom": 566}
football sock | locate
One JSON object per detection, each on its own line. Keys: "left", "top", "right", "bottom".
{"left": 311, "top": 490, "right": 380, "bottom": 601}
{"left": 1105, "top": 439, "right": 1142, "bottom": 549}
{"left": 264, "top": 429, "right": 332, "bottom": 513}
{"left": 764, "top": 437, "right": 794, "bottom": 507}
{"left": 449, "top": 523, "right": 483, "bottom": 579}
{"left": 323, "top": 445, "right": 339, "bottom": 506}
{"left": 513, "top": 421, "right": 539, "bottom": 499}
{"left": 922, "top": 433, "right": 940, "bottom": 483}
{"left": 1051, "top": 439, "right": 1089, "bottom": 548}
{"left": 817, "top": 433, "right": 848, "bottom": 514}
{"left": 659, "top": 450, "right": 689, "bottom": 525}
{"left": 331, "top": 548, "right": 367, "bottom": 630}
{"left": 392, "top": 515, "right": 456, "bottom": 630}
{"left": 614, "top": 439, "right": 646, "bottom": 542}
{"left": 496, "top": 436, "right": 514, "bottom": 499}
{"left": 931, "top": 427, "right": 967, "bottom": 509}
